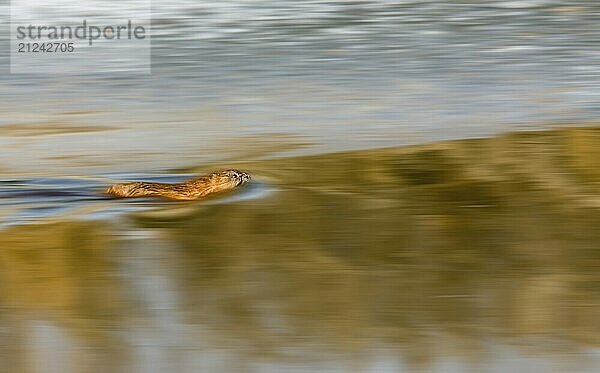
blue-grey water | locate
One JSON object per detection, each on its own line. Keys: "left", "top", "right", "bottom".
{"left": 1, "top": 1, "right": 600, "bottom": 372}
{"left": 0, "top": 0, "right": 598, "bottom": 175}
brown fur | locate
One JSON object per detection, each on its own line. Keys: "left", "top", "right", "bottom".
{"left": 105, "top": 170, "right": 251, "bottom": 201}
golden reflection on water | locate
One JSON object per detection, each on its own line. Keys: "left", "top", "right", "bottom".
{"left": 1, "top": 127, "right": 600, "bottom": 371}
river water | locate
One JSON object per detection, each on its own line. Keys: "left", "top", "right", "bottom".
{"left": 0, "top": 0, "right": 599, "bottom": 175}
{"left": 0, "top": 1, "right": 599, "bottom": 372}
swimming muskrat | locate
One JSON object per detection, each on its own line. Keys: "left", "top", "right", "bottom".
{"left": 105, "top": 169, "right": 251, "bottom": 201}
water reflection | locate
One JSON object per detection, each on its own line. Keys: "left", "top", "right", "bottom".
{"left": 0, "top": 222, "right": 128, "bottom": 372}
{"left": 0, "top": 127, "right": 599, "bottom": 371}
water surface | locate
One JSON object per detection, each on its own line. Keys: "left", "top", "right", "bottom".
{"left": 1, "top": 1, "right": 599, "bottom": 371}
{"left": 0, "top": 0, "right": 598, "bottom": 175}
{"left": 0, "top": 127, "right": 599, "bottom": 372}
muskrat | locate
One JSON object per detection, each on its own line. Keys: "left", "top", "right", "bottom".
{"left": 105, "top": 169, "right": 251, "bottom": 201}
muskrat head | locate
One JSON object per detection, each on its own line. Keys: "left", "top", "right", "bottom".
{"left": 218, "top": 169, "right": 251, "bottom": 186}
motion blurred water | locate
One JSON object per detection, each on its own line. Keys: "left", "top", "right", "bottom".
{"left": 0, "top": 0, "right": 599, "bottom": 174}
{"left": 0, "top": 127, "right": 599, "bottom": 372}
{"left": 1, "top": 1, "right": 600, "bottom": 372}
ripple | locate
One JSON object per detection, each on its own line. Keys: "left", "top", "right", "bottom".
{"left": 0, "top": 174, "right": 275, "bottom": 227}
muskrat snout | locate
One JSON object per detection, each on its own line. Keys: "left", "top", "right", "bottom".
{"left": 240, "top": 171, "right": 251, "bottom": 183}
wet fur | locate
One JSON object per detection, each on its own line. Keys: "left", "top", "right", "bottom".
{"left": 105, "top": 170, "right": 251, "bottom": 201}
